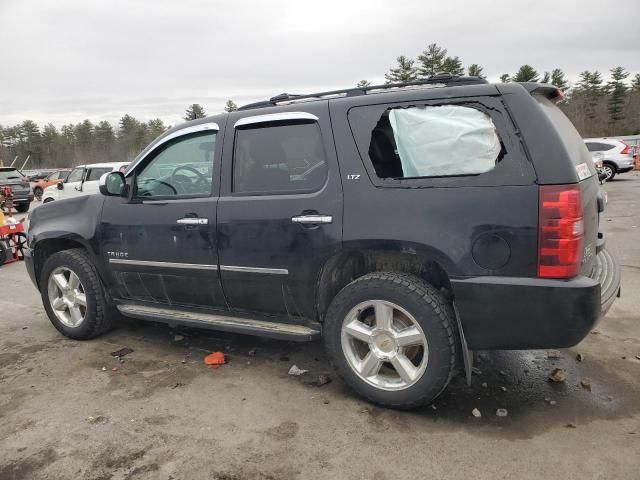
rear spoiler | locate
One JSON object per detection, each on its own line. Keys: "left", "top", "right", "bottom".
{"left": 519, "top": 82, "right": 565, "bottom": 103}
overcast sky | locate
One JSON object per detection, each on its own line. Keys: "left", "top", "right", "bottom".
{"left": 1, "top": 0, "right": 638, "bottom": 128}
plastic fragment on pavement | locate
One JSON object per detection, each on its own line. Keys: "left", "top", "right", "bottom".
{"left": 204, "top": 352, "right": 226, "bottom": 369}
{"left": 288, "top": 364, "right": 308, "bottom": 376}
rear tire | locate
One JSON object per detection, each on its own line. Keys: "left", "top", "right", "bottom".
{"left": 602, "top": 163, "right": 616, "bottom": 181}
{"left": 324, "top": 272, "right": 457, "bottom": 409}
{"left": 40, "top": 248, "right": 116, "bottom": 339}
{"left": 15, "top": 202, "right": 30, "bottom": 213}
{"left": 34, "top": 187, "right": 43, "bottom": 201}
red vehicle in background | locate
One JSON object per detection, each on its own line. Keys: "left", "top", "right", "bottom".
{"left": 32, "top": 169, "right": 71, "bottom": 201}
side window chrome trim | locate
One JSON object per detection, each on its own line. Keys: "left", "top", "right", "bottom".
{"left": 125, "top": 122, "right": 219, "bottom": 176}
{"left": 234, "top": 112, "right": 319, "bottom": 128}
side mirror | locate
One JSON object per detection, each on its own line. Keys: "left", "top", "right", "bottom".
{"left": 57, "top": 182, "right": 64, "bottom": 190}
{"left": 99, "top": 172, "right": 126, "bottom": 197}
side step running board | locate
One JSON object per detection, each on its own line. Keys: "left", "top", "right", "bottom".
{"left": 117, "top": 303, "right": 320, "bottom": 341}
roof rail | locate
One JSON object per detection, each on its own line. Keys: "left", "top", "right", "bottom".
{"left": 237, "top": 74, "right": 488, "bottom": 111}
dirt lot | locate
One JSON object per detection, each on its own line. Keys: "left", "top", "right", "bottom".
{"left": 1, "top": 177, "right": 640, "bottom": 480}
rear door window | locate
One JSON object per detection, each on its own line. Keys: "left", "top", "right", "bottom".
{"left": 86, "top": 167, "right": 113, "bottom": 181}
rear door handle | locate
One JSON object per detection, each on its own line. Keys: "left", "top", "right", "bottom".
{"left": 291, "top": 214, "right": 333, "bottom": 225}
{"left": 176, "top": 217, "right": 208, "bottom": 225}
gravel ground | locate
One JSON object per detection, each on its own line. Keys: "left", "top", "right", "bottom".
{"left": 1, "top": 176, "right": 640, "bottom": 480}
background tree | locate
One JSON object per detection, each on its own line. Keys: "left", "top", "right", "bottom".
{"left": 94, "top": 121, "right": 115, "bottom": 163}
{"left": 184, "top": 104, "right": 206, "bottom": 121}
{"left": 417, "top": 43, "right": 447, "bottom": 78}
{"left": 467, "top": 64, "right": 486, "bottom": 79}
{"left": 224, "top": 100, "right": 238, "bottom": 112}
{"left": 499, "top": 73, "right": 510, "bottom": 83}
{"left": 606, "top": 66, "right": 629, "bottom": 127}
{"left": 356, "top": 80, "right": 371, "bottom": 88}
{"left": 551, "top": 68, "right": 569, "bottom": 90}
{"left": 513, "top": 65, "right": 539, "bottom": 82}
{"left": 147, "top": 118, "right": 167, "bottom": 139}
{"left": 440, "top": 56, "right": 464, "bottom": 76}
{"left": 384, "top": 55, "right": 418, "bottom": 84}
{"left": 541, "top": 71, "right": 551, "bottom": 84}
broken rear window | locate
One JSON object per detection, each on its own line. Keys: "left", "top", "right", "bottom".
{"left": 351, "top": 104, "right": 502, "bottom": 180}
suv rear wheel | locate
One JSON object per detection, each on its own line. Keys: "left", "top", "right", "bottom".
{"left": 41, "top": 248, "right": 115, "bottom": 339}
{"left": 602, "top": 162, "right": 616, "bottom": 181}
{"left": 324, "top": 272, "right": 457, "bottom": 409}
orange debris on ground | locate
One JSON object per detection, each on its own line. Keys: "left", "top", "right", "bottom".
{"left": 203, "top": 352, "right": 226, "bottom": 369}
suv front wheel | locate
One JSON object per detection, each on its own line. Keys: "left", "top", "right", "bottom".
{"left": 41, "top": 248, "right": 115, "bottom": 339}
{"left": 324, "top": 272, "right": 457, "bottom": 409}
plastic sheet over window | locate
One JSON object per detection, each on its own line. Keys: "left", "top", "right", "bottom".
{"left": 388, "top": 105, "right": 501, "bottom": 177}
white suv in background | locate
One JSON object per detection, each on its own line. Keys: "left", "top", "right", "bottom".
{"left": 41, "top": 162, "right": 130, "bottom": 203}
{"left": 584, "top": 138, "right": 635, "bottom": 180}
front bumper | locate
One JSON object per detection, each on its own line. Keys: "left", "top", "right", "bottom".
{"left": 24, "top": 247, "right": 38, "bottom": 288}
{"left": 451, "top": 248, "right": 621, "bottom": 350}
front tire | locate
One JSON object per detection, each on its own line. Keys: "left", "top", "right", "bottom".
{"left": 324, "top": 272, "right": 457, "bottom": 409}
{"left": 40, "top": 248, "right": 115, "bottom": 339}
{"left": 34, "top": 187, "right": 43, "bottom": 201}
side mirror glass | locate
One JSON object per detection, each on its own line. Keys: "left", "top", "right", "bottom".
{"left": 99, "top": 172, "right": 126, "bottom": 196}
{"left": 57, "top": 182, "right": 64, "bottom": 190}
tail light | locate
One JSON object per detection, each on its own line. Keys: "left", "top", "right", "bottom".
{"left": 538, "top": 184, "right": 584, "bottom": 278}
{"left": 620, "top": 143, "right": 630, "bottom": 155}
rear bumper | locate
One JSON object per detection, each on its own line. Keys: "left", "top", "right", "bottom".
{"left": 451, "top": 248, "right": 620, "bottom": 350}
{"left": 617, "top": 166, "right": 633, "bottom": 174}
{"left": 11, "top": 193, "right": 33, "bottom": 203}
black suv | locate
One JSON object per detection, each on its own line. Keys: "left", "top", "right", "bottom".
{"left": 25, "top": 76, "right": 621, "bottom": 409}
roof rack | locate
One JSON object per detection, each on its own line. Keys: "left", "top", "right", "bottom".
{"left": 238, "top": 74, "right": 488, "bottom": 111}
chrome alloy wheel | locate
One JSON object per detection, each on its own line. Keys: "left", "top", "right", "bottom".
{"left": 602, "top": 164, "right": 614, "bottom": 180}
{"left": 341, "top": 300, "right": 428, "bottom": 391}
{"left": 47, "top": 267, "right": 87, "bottom": 328}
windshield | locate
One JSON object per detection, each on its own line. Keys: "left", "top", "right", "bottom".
{"left": 0, "top": 169, "right": 23, "bottom": 181}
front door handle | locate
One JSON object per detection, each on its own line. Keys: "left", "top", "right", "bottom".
{"left": 177, "top": 217, "right": 208, "bottom": 225}
{"left": 291, "top": 214, "right": 333, "bottom": 225}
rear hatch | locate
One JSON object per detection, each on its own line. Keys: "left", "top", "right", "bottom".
{"left": 531, "top": 92, "right": 599, "bottom": 278}
{"left": 0, "top": 168, "right": 30, "bottom": 196}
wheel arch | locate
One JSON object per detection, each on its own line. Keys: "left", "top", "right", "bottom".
{"left": 316, "top": 242, "right": 455, "bottom": 322}
{"left": 32, "top": 235, "right": 96, "bottom": 289}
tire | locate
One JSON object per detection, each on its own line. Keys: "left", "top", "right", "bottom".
{"left": 34, "top": 187, "right": 43, "bottom": 201}
{"left": 602, "top": 163, "right": 616, "bottom": 181}
{"left": 40, "top": 248, "right": 115, "bottom": 340}
{"left": 0, "top": 240, "right": 9, "bottom": 265}
{"left": 324, "top": 272, "right": 457, "bottom": 409}
{"left": 15, "top": 202, "right": 30, "bottom": 213}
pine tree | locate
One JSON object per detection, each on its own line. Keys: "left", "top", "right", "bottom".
{"left": 541, "top": 71, "right": 551, "bottom": 84}
{"left": 576, "top": 71, "right": 604, "bottom": 121}
{"left": 356, "top": 80, "right": 371, "bottom": 88}
{"left": 467, "top": 64, "right": 485, "bottom": 79}
{"left": 499, "top": 74, "right": 510, "bottom": 83}
{"left": 224, "top": 100, "right": 238, "bottom": 112}
{"left": 147, "top": 119, "right": 167, "bottom": 139}
{"left": 606, "top": 66, "right": 629, "bottom": 125}
{"left": 384, "top": 56, "right": 418, "bottom": 84}
{"left": 417, "top": 43, "right": 447, "bottom": 78}
{"left": 513, "top": 65, "right": 539, "bottom": 82}
{"left": 185, "top": 104, "right": 206, "bottom": 121}
{"left": 441, "top": 56, "right": 464, "bottom": 76}
{"left": 632, "top": 73, "right": 640, "bottom": 92}
{"left": 94, "top": 121, "right": 115, "bottom": 161}
{"left": 551, "top": 69, "right": 568, "bottom": 90}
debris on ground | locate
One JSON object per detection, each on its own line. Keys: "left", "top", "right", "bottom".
{"left": 471, "top": 408, "right": 482, "bottom": 418}
{"left": 111, "top": 347, "right": 133, "bottom": 358}
{"left": 566, "top": 423, "right": 577, "bottom": 428}
{"left": 590, "top": 330, "right": 600, "bottom": 335}
{"left": 576, "top": 353, "right": 584, "bottom": 362}
{"left": 87, "top": 415, "right": 108, "bottom": 424}
{"left": 170, "top": 382, "right": 185, "bottom": 389}
{"left": 544, "top": 397, "right": 557, "bottom": 406}
{"left": 636, "top": 355, "right": 640, "bottom": 361}
{"left": 288, "top": 364, "right": 308, "bottom": 376}
{"left": 248, "top": 349, "right": 256, "bottom": 356}
{"left": 111, "top": 367, "right": 119, "bottom": 372}
{"left": 279, "top": 355, "right": 290, "bottom": 362}
{"left": 580, "top": 378, "right": 592, "bottom": 391}
{"left": 323, "top": 399, "right": 330, "bottom": 405}
{"left": 481, "top": 382, "right": 488, "bottom": 388}
{"left": 173, "top": 334, "right": 185, "bottom": 342}
{"left": 101, "top": 367, "right": 107, "bottom": 371}
{"left": 204, "top": 351, "right": 226, "bottom": 369}
{"left": 548, "top": 368, "right": 567, "bottom": 383}
{"left": 500, "top": 386, "right": 507, "bottom": 392}
{"left": 472, "top": 367, "right": 482, "bottom": 375}
{"left": 499, "top": 370, "right": 507, "bottom": 376}
{"left": 430, "top": 404, "right": 437, "bottom": 411}
{"left": 546, "top": 350, "right": 561, "bottom": 359}
{"left": 307, "top": 374, "right": 331, "bottom": 387}
{"left": 496, "top": 408, "right": 508, "bottom": 417}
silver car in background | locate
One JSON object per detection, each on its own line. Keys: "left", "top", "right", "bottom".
{"left": 584, "top": 138, "right": 635, "bottom": 180}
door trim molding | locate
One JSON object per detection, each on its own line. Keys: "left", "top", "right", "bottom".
{"left": 108, "top": 259, "right": 219, "bottom": 270}
{"left": 220, "top": 265, "right": 289, "bottom": 275}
